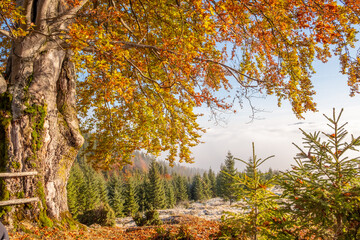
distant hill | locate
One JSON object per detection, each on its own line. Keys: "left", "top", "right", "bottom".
{"left": 76, "top": 138, "right": 206, "bottom": 177}
{"left": 122, "top": 151, "right": 205, "bottom": 177}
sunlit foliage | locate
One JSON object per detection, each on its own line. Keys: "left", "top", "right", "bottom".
{"left": 2, "top": 0, "right": 360, "bottom": 168}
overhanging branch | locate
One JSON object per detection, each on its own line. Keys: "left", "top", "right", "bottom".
{"left": 50, "top": 0, "right": 89, "bottom": 27}
{"left": 82, "top": 40, "right": 264, "bottom": 85}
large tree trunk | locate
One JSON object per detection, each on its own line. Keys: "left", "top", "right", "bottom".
{"left": 0, "top": 31, "right": 84, "bottom": 224}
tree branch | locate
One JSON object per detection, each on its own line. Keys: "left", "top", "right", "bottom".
{"left": 82, "top": 40, "right": 264, "bottom": 85}
{"left": 51, "top": 0, "right": 89, "bottom": 26}
{"left": 197, "top": 57, "right": 263, "bottom": 84}
{"left": 0, "top": 12, "right": 14, "bottom": 38}
{"left": 36, "top": 0, "right": 52, "bottom": 29}
{"left": 0, "top": 29, "right": 11, "bottom": 38}
{"left": 24, "top": 0, "right": 33, "bottom": 26}
{"left": 123, "top": 55, "right": 162, "bottom": 87}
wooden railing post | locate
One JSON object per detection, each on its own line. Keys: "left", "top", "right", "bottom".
{"left": 0, "top": 171, "right": 38, "bottom": 178}
{"left": 0, "top": 171, "right": 39, "bottom": 206}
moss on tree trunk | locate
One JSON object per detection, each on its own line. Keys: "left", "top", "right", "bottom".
{"left": 0, "top": 36, "right": 83, "bottom": 227}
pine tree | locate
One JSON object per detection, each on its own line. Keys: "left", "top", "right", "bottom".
{"left": 202, "top": 172, "right": 212, "bottom": 199}
{"left": 281, "top": 109, "right": 360, "bottom": 239}
{"left": 208, "top": 168, "right": 217, "bottom": 197}
{"left": 148, "top": 161, "right": 166, "bottom": 209}
{"left": 67, "top": 162, "right": 87, "bottom": 219}
{"left": 164, "top": 180, "right": 176, "bottom": 208}
{"left": 137, "top": 179, "right": 150, "bottom": 212}
{"left": 123, "top": 178, "right": 138, "bottom": 216}
{"left": 173, "top": 174, "right": 189, "bottom": 204}
{"left": 191, "top": 174, "right": 205, "bottom": 201}
{"left": 217, "top": 151, "right": 238, "bottom": 204}
{"left": 245, "top": 158, "right": 255, "bottom": 179}
{"left": 81, "top": 161, "right": 101, "bottom": 211}
{"left": 107, "top": 173, "right": 124, "bottom": 217}
{"left": 218, "top": 143, "right": 278, "bottom": 240}
{"left": 96, "top": 174, "right": 109, "bottom": 204}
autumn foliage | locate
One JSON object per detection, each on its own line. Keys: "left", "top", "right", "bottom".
{"left": 9, "top": 215, "right": 219, "bottom": 240}
{"left": 2, "top": 0, "right": 359, "bottom": 168}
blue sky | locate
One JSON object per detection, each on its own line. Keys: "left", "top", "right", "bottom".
{"left": 174, "top": 56, "right": 360, "bottom": 172}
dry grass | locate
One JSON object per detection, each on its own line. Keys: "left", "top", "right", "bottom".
{"left": 9, "top": 215, "right": 220, "bottom": 240}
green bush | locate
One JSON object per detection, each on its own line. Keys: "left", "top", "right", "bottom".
{"left": 133, "top": 209, "right": 162, "bottom": 226}
{"left": 78, "top": 203, "right": 116, "bottom": 227}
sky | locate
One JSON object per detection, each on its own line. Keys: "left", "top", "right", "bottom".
{"left": 167, "top": 56, "right": 360, "bottom": 172}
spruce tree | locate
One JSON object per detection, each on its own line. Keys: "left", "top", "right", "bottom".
{"left": 216, "top": 169, "right": 223, "bottom": 197}
{"left": 96, "top": 174, "right": 109, "bottom": 204}
{"left": 137, "top": 179, "right": 150, "bottom": 212}
{"left": 81, "top": 161, "right": 101, "bottom": 211}
{"left": 202, "top": 172, "right": 212, "bottom": 199}
{"left": 265, "top": 168, "right": 274, "bottom": 180}
{"left": 107, "top": 173, "right": 124, "bottom": 217}
{"left": 245, "top": 157, "right": 255, "bottom": 178}
{"left": 187, "top": 176, "right": 192, "bottom": 199}
{"left": 158, "top": 164, "right": 164, "bottom": 175}
{"left": 67, "top": 162, "right": 87, "bottom": 219}
{"left": 173, "top": 174, "right": 189, "bottom": 203}
{"left": 148, "top": 161, "right": 166, "bottom": 209}
{"left": 217, "top": 151, "right": 238, "bottom": 204}
{"left": 208, "top": 168, "right": 217, "bottom": 197}
{"left": 191, "top": 174, "right": 205, "bottom": 201}
{"left": 218, "top": 143, "right": 278, "bottom": 240}
{"left": 164, "top": 180, "right": 176, "bottom": 208}
{"left": 123, "top": 178, "right": 138, "bottom": 216}
{"left": 68, "top": 159, "right": 117, "bottom": 226}
{"left": 280, "top": 109, "right": 360, "bottom": 239}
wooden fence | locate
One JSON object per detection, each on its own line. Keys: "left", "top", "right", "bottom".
{"left": 0, "top": 171, "right": 39, "bottom": 206}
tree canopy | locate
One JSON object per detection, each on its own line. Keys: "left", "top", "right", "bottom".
{"left": 1, "top": 0, "right": 360, "bottom": 168}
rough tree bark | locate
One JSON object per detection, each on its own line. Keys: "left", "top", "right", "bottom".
{"left": 0, "top": 0, "right": 86, "bottom": 224}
